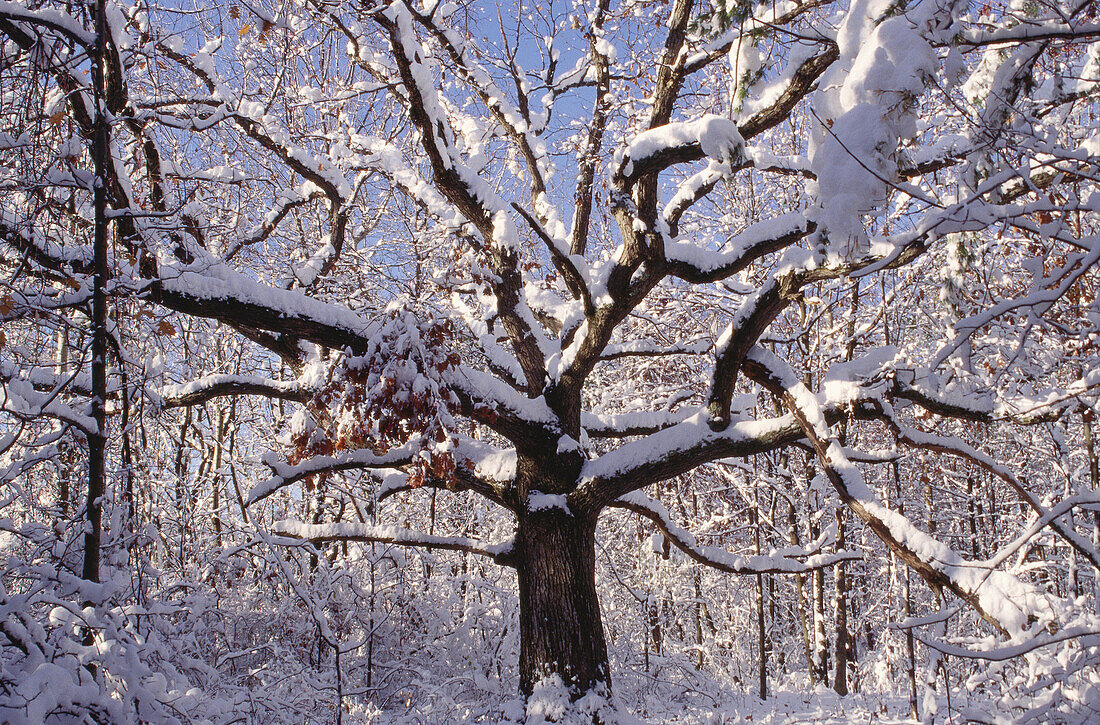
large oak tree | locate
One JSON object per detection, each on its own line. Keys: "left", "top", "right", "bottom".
{"left": 2, "top": 0, "right": 1099, "bottom": 720}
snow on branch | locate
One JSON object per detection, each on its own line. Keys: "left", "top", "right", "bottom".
{"left": 222, "top": 189, "right": 326, "bottom": 261}
{"left": 157, "top": 374, "right": 310, "bottom": 409}
{"left": 406, "top": 5, "right": 554, "bottom": 205}
{"left": 743, "top": 346, "right": 1048, "bottom": 637}
{"left": 932, "top": 235, "right": 1100, "bottom": 370}
{"left": 271, "top": 521, "right": 514, "bottom": 563}
{"left": 614, "top": 115, "right": 745, "bottom": 184}
{"left": 447, "top": 366, "right": 560, "bottom": 442}
{"left": 665, "top": 212, "right": 811, "bottom": 283}
{"left": 733, "top": 41, "right": 839, "bottom": 140}
{"left": 511, "top": 202, "right": 591, "bottom": 310}
{"left": 376, "top": 1, "right": 550, "bottom": 393}
{"left": 919, "top": 626, "right": 1100, "bottom": 662}
{"left": 147, "top": 265, "right": 374, "bottom": 353}
{"left": 613, "top": 493, "right": 860, "bottom": 575}
{"left": 0, "top": 2, "right": 95, "bottom": 47}
{"left": 954, "top": 22, "right": 1100, "bottom": 48}
{"left": 890, "top": 374, "right": 997, "bottom": 422}
{"left": 886, "top": 414, "right": 1100, "bottom": 571}
{"left": 247, "top": 440, "right": 424, "bottom": 506}
{"left": 597, "top": 338, "right": 710, "bottom": 361}
{"left": 575, "top": 410, "right": 810, "bottom": 510}
{"left": 991, "top": 367, "right": 1100, "bottom": 424}
{"left": 0, "top": 363, "right": 97, "bottom": 435}
{"left": 374, "top": 437, "right": 515, "bottom": 508}
{"left": 581, "top": 407, "right": 700, "bottom": 439}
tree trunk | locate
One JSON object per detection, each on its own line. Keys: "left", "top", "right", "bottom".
{"left": 212, "top": 406, "right": 225, "bottom": 545}
{"left": 752, "top": 485, "right": 768, "bottom": 700}
{"left": 832, "top": 281, "right": 857, "bottom": 696}
{"left": 54, "top": 326, "right": 73, "bottom": 521}
{"left": 790, "top": 501, "right": 814, "bottom": 684}
{"left": 811, "top": 513, "right": 829, "bottom": 685}
{"left": 833, "top": 507, "right": 849, "bottom": 696}
{"left": 83, "top": 0, "right": 109, "bottom": 586}
{"left": 516, "top": 507, "right": 610, "bottom": 698}
{"left": 1082, "top": 406, "right": 1100, "bottom": 601}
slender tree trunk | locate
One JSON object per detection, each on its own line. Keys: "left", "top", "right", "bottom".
{"left": 832, "top": 507, "right": 849, "bottom": 696}
{"left": 1082, "top": 407, "right": 1100, "bottom": 602}
{"left": 905, "top": 567, "right": 918, "bottom": 719}
{"left": 83, "top": 0, "right": 109, "bottom": 586}
{"left": 516, "top": 507, "right": 610, "bottom": 698}
{"left": 812, "top": 516, "right": 829, "bottom": 684}
{"left": 55, "top": 326, "right": 73, "bottom": 520}
{"left": 921, "top": 472, "right": 943, "bottom": 722}
{"left": 752, "top": 484, "right": 767, "bottom": 700}
{"left": 1085, "top": 407, "right": 1100, "bottom": 492}
{"left": 884, "top": 281, "right": 918, "bottom": 717}
{"left": 966, "top": 476, "right": 979, "bottom": 559}
{"left": 831, "top": 280, "right": 857, "bottom": 696}
{"left": 692, "top": 489, "right": 704, "bottom": 670}
{"left": 173, "top": 407, "right": 191, "bottom": 570}
{"left": 693, "top": 570, "right": 704, "bottom": 670}
{"left": 212, "top": 406, "right": 225, "bottom": 545}
{"left": 790, "top": 501, "right": 814, "bottom": 684}
{"left": 889, "top": 459, "right": 918, "bottom": 717}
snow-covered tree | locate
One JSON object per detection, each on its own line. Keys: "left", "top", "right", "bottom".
{"left": 2, "top": 0, "right": 1100, "bottom": 721}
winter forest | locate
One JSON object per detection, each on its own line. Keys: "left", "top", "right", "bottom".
{"left": 1, "top": 0, "right": 1100, "bottom": 722}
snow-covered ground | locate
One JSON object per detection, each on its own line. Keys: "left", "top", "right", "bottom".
{"left": 362, "top": 686, "right": 933, "bottom": 724}
{"left": 647, "top": 689, "right": 920, "bottom": 725}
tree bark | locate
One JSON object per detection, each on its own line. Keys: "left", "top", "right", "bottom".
{"left": 833, "top": 507, "right": 849, "bottom": 696}
{"left": 516, "top": 507, "right": 610, "bottom": 698}
{"left": 752, "top": 484, "right": 768, "bottom": 700}
{"left": 1082, "top": 407, "right": 1100, "bottom": 588}
{"left": 811, "top": 507, "right": 829, "bottom": 685}
{"left": 83, "top": 0, "right": 109, "bottom": 586}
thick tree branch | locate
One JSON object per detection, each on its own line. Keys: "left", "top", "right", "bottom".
{"left": 158, "top": 375, "right": 310, "bottom": 409}
{"left": 377, "top": 4, "right": 547, "bottom": 393}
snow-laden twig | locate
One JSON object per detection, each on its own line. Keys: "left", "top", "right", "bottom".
{"left": 271, "top": 520, "right": 513, "bottom": 562}
{"left": 613, "top": 492, "right": 860, "bottom": 575}
{"left": 248, "top": 440, "right": 424, "bottom": 505}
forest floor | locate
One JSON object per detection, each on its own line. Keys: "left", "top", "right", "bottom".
{"left": 642, "top": 688, "right": 921, "bottom": 724}
{"left": 672, "top": 689, "right": 921, "bottom": 724}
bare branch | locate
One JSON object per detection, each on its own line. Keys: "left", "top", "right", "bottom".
{"left": 612, "top": 493, "right": 861, "bottom": 575}
{"left": 272, "top": 521, "right": 515, "bottom": 564}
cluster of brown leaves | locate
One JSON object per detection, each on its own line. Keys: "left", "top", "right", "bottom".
{"left": 288, "top": 308, "right": 461, "bottom": 491}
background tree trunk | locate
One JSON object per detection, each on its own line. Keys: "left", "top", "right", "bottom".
{"left": 833, "top": 508, "right": 850, "bottom": 695}
{"left": 753, "top": 481, "right": 768, "bottom": 700}
{"left": 790, "top": 500, "right": 814, "bottom": 683}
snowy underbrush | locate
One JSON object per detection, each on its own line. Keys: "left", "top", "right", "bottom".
{"left": 353, "top": 630, "right": 1100, "bottom": 724}
{"left": 3, "top": 521, "right": 1097, "bottom": 724}
{"left": 362, "top": 670, "right": 925, "bottom": 724}
{"left": 0, "top": 533, "right": 230, "bottom": 724}
{"left": 953, "top": 609, "right": 1100, "bottom": 725}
